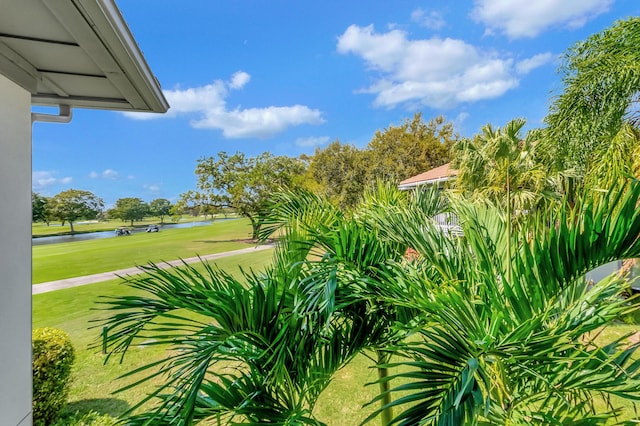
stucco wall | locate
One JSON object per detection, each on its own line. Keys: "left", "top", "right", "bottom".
{"left": 0, "top": 74, "right": 33, "bottom": 425}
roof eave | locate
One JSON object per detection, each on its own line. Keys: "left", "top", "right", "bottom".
{"left": 398, "top": 175, "right": 454, "bottom": 190}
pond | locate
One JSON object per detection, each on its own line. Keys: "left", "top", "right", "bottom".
{"left": 32, "top": 220, "right": 228, "bottom": 246}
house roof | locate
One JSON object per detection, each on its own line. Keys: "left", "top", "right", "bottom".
{"left": 398, "top": 163, "right": 458, "bottom": 190}
{"left": 0, "top": 0, "right": 168, "bottom": 112}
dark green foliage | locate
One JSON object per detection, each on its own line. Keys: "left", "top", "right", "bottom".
{"left": 182, "top": 151, "right": 306, "bottom": 239}
{"left": 32, "top": 192, "right": 50, "bottom": 224}
{"left": 544, "top": 17, "right": 640, "bottom": 176}
{"left": 108, "top": 198, "right": 149, "bottom": 226}
{"left": 33, "top": 327, "right": 75, "bottom": 426}
{"left": 49, "top": 189, "right": 104, "bottom": 233}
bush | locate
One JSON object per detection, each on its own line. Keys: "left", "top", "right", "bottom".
{"left": 33, "top": 327, "right": 75, "bottom": 426}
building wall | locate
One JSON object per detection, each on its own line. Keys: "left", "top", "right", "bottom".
{"left": 0, "top": 74, "right": 33, "bottom": 425}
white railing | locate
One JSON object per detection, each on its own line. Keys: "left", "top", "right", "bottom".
{"left": 432, "top": 213, "right": 463, "bottom": 236}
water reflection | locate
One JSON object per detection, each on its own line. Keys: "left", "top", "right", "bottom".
{"left": 32, "top": 220, "right": 230, "bottom": 246}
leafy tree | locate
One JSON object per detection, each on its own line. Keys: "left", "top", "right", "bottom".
{"left": 306, "top": 115, "right": 457, "bottom": 210}
{"left": 182, "top": 151, "right": 306, "bottom": 239}
{"left": 97, "top": 241, "right": 378, "bottom": 424}
{"left": 32, "top": 192, "right": 51, "bottom": 224}
{"left": 307, "top": 140, "right": 369, "bottom": 210}
{"left": 148, "top": 198, "right": 172, "bottom": 224}
{"left": 451, "top": 119, "right": 556, "bottom": 215}
{"left": 544, "top": 17, "right": 640, "bottom": 178}
{"left": 108, "top": 198, "right": 149, "bottom": 226}
{"left": 364, "top": 179, "right": 640, "bottom": 424}
{"left": 99, "top": 180, "right": 640, "bottom": 424}
{"left": 49, "top": 189, "right": 103, "bottom": 233}
{"left": 365, "top": 113, "right": 456, "bottom": 183}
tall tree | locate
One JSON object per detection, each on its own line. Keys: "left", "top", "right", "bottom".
{"left": 31, "top": 192, "right": 50, "bottom": 224}
{"left": 364, "top": 179, "right": 640, "bottom": 425}
{"left": 183, "top": 151, "right": 306, "bottom": 239}
{"left": 544, "top": 17, "right": 640, "bottom": 177}
{"left": 307, "top": 140, "right": 368, "bottom": 210}
{"left": 148, "top": 198, "right": 172, "bottom": 224}
{"left": 98, "top": 180, "right": 640, "bottom": 425}
{"left": 49, "top": 189, "right": 103, "bottom": 233}
{"left": 365, "top": 113, "right": 456, "bottom": 183}
{"left": 108, "top": 197, "right": 149, "bottom": 226}
{"left": 451, "top": 119, "right": 553, "bottom": 214}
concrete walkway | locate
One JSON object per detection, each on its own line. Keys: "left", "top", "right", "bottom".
{"left": 32, "top": 244, "right": 274, "bottom": 295}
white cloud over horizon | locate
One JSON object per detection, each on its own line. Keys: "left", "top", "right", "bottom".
{"left": 472, "top": 0, "right": 613, "bottom": 38}
{"left": 295, "top": 136, "right": 331, "bottom": 147}
{"left": 411, "top": 8, "right": 446, "bottom": 30}
{"left": 90, "top": 169, "right": 120, "bottom": 180}
{"left": 337, "top": 24, "right": 550, "bottom": 109}
{"left": 32, "top": 171, "right": 72, "bottom": 192}
{"left": 515, "top": 52, "right": 555, "bottom": 75}
{"left": 123, "top": 72, "right": 324, "bottom": 139}
{"left": 143, "top": 183, "right": 161, "bottom": 193}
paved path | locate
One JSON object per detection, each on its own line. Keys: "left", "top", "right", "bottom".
{"left": 32, "top": 244, "right": 274, "bottom": 295}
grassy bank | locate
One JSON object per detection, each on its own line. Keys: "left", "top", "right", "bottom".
{"left": 33, "top": 218, "right": 256, "bottom": 283}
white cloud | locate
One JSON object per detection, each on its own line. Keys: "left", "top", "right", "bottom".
{"left": 296, "top": 136, "right": 331, "bottom": 147}
{"left": 122, "top": 72, "right": 324, "bottom": 139}
{"left": 32, "top": 171, "right": 72, "bottom": 191}
{"left": 102, "top": 169, "right": 119, "bottom": 179}
{"left": 455, "top": 112, "right": 470, "bottom": 125}
{"left": 144, "top": 184, "right": 160, "bottom": 192}
{"left": 516, "top": 52, "right": 555, "bottom": 75}
{"left": 89, "top": 171, "right": 98, "bottom": 179}
{"left": 192, "top": 105, "right": 324, "bottom": 139}
{"left": 411, "top": 8, "right": 446, "bottom": 30}
{"left": 472, "top": 0, "right": 613, "bottom": 38}
{"left": 229, "top": 71, "right": 251, "bottom": 89}
{"left": 337, "top": 24, "right": 522, "bottom": 109}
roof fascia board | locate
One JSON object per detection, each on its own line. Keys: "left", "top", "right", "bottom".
{"left": 31, "top": 93, "right": 130, "bottom": 110}
{"left": 41, "top": 0, "right": 167, "bottom": 112}
{"left": 0, "top": 40, "right": 38, "bottom": 92}
{"left": 79, "top": 0, "right": 168, "bottom": 112}
{"left": 398, "top": 175, "right": 453, "bottom": 190}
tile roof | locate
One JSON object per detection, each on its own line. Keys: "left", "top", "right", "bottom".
{"left": 398, "top": 163, "right": 458, "bottom": 189}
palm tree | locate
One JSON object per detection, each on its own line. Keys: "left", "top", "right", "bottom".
{"left": 361, "top": 178, "right": 640, "bottom": 424}
{"left": 97, "top": 183, "right": 449, "bottom": 425}
{"left": 98, "top": 175, "right": 640, "bottom": 425}
{"left": 97, "top": 258, "right": 378, "bottom": 425}
{"left": 452, "top": 119, "right": 555, "bottom": 216}
{"left": 544, "top": 17, "right": 640, "bottom": 180}
{"left": 257, "top": 182, "right": 450, "bottom": 425}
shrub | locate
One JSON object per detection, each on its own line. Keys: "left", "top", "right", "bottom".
{"left": 33, "top": 327, "right": 75, "bottom": 426}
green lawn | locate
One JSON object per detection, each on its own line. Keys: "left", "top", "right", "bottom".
{"left": 32, "top": 246, "right": 388, "bottom": 425}
{"left": 32, "top": 227, "right": 640, "bottom": 424}
{"left": 34, "top": 255, "right": 640, "bottom": 425}
{"left": 33, "top": 218, "right": 256, "bottom": 283}
{"left": 33, "top": 250, "right": 276, "bottom": 421}
{"left": 32, "top": 215, "right": 237, "bottom": 237}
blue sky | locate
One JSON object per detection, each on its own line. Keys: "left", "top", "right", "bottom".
{"left": 32, "top": 0, "right": 639, "bottom": 207}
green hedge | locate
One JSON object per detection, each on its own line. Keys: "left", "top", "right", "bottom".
{"left": 33, "top": 327, "right": 75, "bottom": 426}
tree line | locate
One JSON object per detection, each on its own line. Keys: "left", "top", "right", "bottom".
{"left": 32, "top": 191, "right": 174, "bottom": 232}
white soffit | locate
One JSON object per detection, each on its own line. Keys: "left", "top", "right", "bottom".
{"left": 0, "top": 0, "right": 168, "bottom": 113}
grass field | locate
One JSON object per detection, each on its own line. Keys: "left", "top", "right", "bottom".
{"left": 33, "top": 250, "right": 280, "bottom": 421}
{"left": 32, "top": 223, "right": 640, "bottom": 424}
{"left": 32, "top": 215, "right": 237, "bottom": 237}
{"left": 33, "top": 218, "right": 256, "bottom": 283}
{"left": 32, "top": 247, "right": 387, "bottom": 425}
